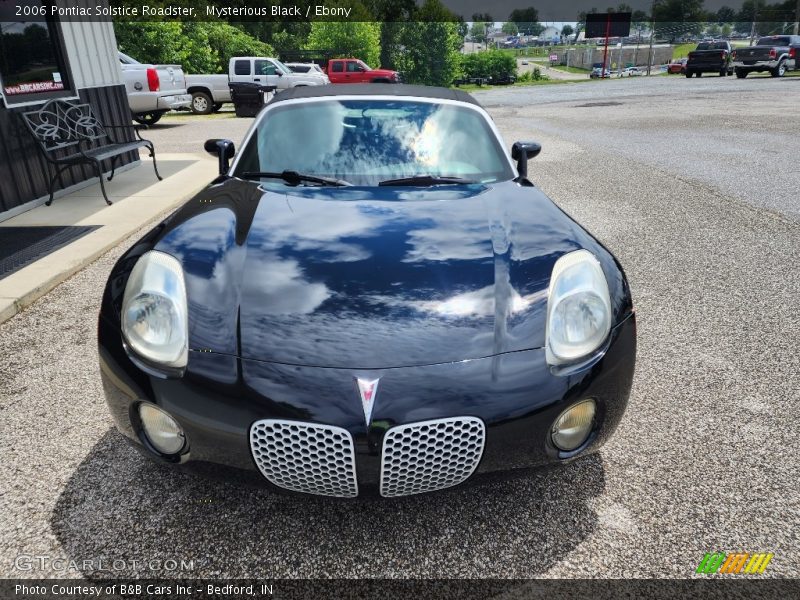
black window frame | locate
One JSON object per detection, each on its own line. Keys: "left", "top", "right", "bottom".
{"left": 0, "top": 8, "right": 76, "bottom": 108}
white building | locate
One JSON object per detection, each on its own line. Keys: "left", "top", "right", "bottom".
{"left": 538, "top": 26, "right": 560, "bottom": 43}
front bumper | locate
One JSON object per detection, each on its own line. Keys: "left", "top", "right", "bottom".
{"left": 157, "top": 93, "right": 192, "bottom": 111}
{"left": 99, "top": 313, "right": 636, "bottom": 496}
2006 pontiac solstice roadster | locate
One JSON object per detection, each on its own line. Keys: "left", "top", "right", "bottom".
{"left": 99, "top": 85, "right": 636, "bottom": 498}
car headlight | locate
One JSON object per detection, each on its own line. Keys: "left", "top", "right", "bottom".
{"left": 546, "top": 249, "right": 612, "bottom": 365}
{"left": 121, "top": 250, "right": 188, "bottom": 369}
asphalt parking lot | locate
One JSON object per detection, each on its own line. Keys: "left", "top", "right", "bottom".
{"left": 1, "top": 75, "right": 798, "bottom": 580}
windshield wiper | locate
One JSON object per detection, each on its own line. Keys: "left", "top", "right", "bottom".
{"left": 378, "top": 174, "right": 477, "bottom": 187}
{"left": 239, "top": 170, "right": 351, "bottom": 187}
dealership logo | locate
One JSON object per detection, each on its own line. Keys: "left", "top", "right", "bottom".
{"left": 356, "top": 378, "right": 380, "bottom": 426}
{"left": 696, "top": 552, "right": 774, "bottom": 575}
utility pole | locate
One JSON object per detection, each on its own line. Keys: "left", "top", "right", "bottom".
{"left": 602, "top": 13, "right": 611, "bottom": 77}
{"left": 647, "top": 1, "right": 656, "bottom": 75}
{"left": 749, "top": 2, "right": 759, "bottom": 46}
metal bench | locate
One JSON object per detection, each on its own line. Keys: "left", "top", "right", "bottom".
{"left": 21, "top": 99, "right": 162, "bottom": 206}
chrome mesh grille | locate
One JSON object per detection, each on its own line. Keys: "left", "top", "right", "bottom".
{"left": 250, "top": 420, "right": 358, "bottom": 497}
{"left": 380, "top": 417, "right": 485, "bottom": 497}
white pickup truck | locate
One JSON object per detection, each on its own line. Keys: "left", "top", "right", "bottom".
{"left": 119, "top": 52, "right": 191, "bottom": 125}
{"left": 185, "top": 57, "right": 329, "bottom": 114}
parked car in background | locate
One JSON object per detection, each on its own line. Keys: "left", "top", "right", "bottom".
{"left": 685, "top": 41, "right": 733, "bottom": 77}
{"left": 732, "top": 35, "right": 800, "bottom": 78}
{"left": 590, "top": 67, "right": 611, "bottom": 79}
{"left": 285, "top": 62, "right": 328, "bottom": 77}
{"left": 324, "top": 59, "right": 400, "bottom": 84}
{"left": 118, "top": 51, "right": 191, "bottom": 125}
{"left": 667, "top": 58, "right": 688, "bottom": 74}
{"left": 622, "top": 66, "right": 644, "bottom": 76}
{"left": 185, "top": 57, "right": 328, "bottom": 114}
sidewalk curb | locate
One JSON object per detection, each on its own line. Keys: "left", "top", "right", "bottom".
{"left": 0, "top": 156, "right": 212, "bottom": 326}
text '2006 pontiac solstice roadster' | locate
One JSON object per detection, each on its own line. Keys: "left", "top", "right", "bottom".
{"left": 99, "top": 85, "right": 636, "bottom": 498}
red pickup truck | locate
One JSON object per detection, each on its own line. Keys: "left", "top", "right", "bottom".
{"left": 325, "top": 59, "right": 400, "bottom": 84}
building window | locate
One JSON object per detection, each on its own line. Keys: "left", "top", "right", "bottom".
{"left": 0, "top": 1, "right": 73, "bottom": 105}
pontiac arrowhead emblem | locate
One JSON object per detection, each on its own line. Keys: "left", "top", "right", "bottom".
{"left": 356, "top": 378, "right": 380, "bottom": 426}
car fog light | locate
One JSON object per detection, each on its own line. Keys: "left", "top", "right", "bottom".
{"left": 551, "top": 399, "right": 596, "bottom": 452}
{"left": 139, "top": 404, "right": 185, "bottom": 455}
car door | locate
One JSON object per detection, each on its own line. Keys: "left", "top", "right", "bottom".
{"left": 330, "top": 60, "right": 345, "bottom": 83}
{"left": 254, "top": 59, "right": 282, "bottom": 89}
{"left": 345, "top": 60, "right": 365, "bottom": 83}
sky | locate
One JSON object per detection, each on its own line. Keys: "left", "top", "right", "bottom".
{"left": 445, "top": 0, "right": 750, "bottom": 22}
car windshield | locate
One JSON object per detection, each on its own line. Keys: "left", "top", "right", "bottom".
{"left": 233, "top": 99, "right": 514, "bottom": 186}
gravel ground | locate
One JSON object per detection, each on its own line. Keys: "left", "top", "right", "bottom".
{"left": 1, "top": 76, "right": 798, "bottom": 580}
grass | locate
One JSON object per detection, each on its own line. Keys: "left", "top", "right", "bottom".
{"left": 550, "top": 65, "right": 591, "bottom": 74}
{"left": 672, "top": 43, "right": 696, "bottom": 59}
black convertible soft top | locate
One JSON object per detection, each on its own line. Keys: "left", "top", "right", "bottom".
{"left": 267, "top": 84, "right": 482, "bottom": 108}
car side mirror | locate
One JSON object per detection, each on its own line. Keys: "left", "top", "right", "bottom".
{"left": 511, "top": 141, "right": 542, "bottom": 179}
{"left": 276, "top": 71, "right": 283, "bottom": 76}
{"left": 204, "top": 138, "right": 236, "bottom": 175}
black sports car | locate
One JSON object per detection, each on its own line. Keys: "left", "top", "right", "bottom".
{"left": 99, "top": 85, "right": 636, "bottom": 498}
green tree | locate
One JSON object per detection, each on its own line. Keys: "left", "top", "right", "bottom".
{"left": 456, "top": 17, "right": 469, "bottom": 39}
{"left": 631, "top": 9, "right": 649, "bottom": 27}
{"left": 370, "top": 0, "right": 416, "bottom": 69}
{"left": 470, "top": 21, "right": 488, "bottom": 43}
{"left": 114, "top": 22, "right": 187, "bottom": 66}
{"left": 561, "top": 24, "right": 575, "bottom": 37}
{"left": 396, "top": 0, "right": 462, "bottom": 86}
{"left": 201, "top": 23, "right": 275, "bottom": 72}
{"left": 114, "top": 22, "right": 274, "bottom": 74}
{"left": 462, "top": 50, "right": 516, "bottom": 80}
{"left": 502, "top": 22, "right": 519, "bottom": 35}
{"left": 306, "top": 22, "right": 381, "bottom": 66}
{"left": 652, "top": 0, "right": 708, "bottom": 36}
{"left": 715, "top": 5, "right": 737, "bottom": 22}
{"left": 508, "top": 7, "right": 543, "bottom": 35}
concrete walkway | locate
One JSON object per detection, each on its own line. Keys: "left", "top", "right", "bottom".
{"left": 0, "top": 152, "right": 214, "bottom": 324}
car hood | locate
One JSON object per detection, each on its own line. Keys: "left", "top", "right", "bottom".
{"left": 155, "top": 179, "right": 628, "bottom": 369}
{"left": 370, "top": 68, "right": 397, "bottom": 77}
